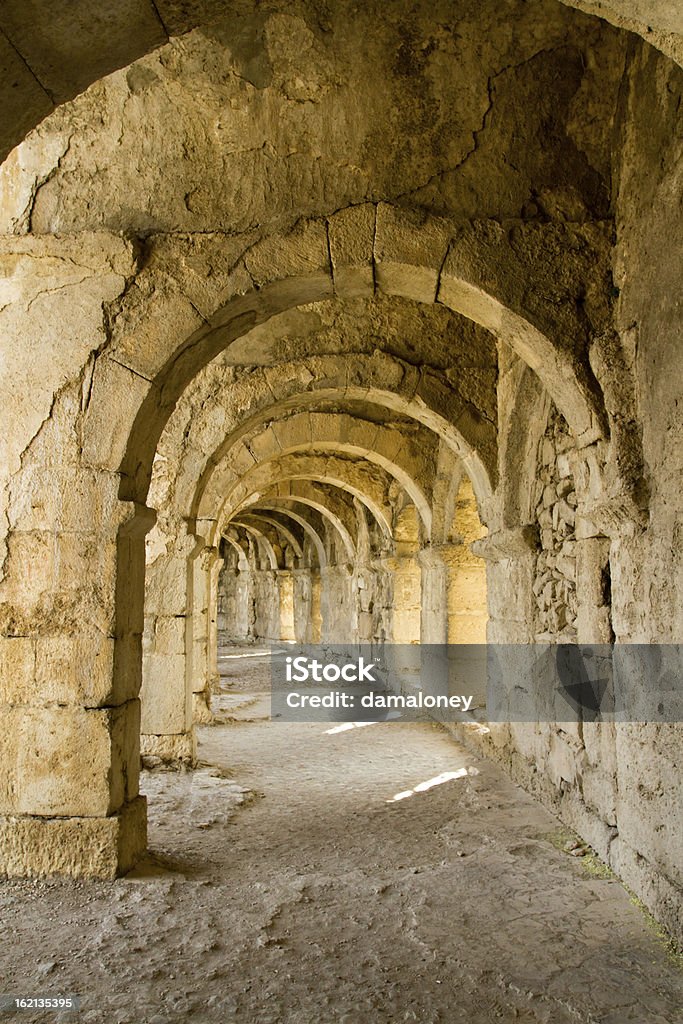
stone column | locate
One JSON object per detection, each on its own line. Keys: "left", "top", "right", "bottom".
{"left": 355, "top": 565, "right": 378, "bottom": 644}
{"left": 369, "top": 554, "right": 420, "bottom": 696}
{"left": 0, "top": 496, "right": 151, "bottom": 878}
{"left": 435, "top": 540, "right": 488, "bottom": 644}
{"left": 217, "top": 565, "right": 236, "bottom": 644}
{"left": 141, "top": 519, "right": 211, "bottom": 766}
{"left": 238, "top": 568, "right": 255, "bottom": 640}
{"left": 277, "top": 569, "right": 296, "bottom": 641}
{"left": 309, "top": 569, "right": 323, "bottom": 643}
{"left": 375, "top": 555, "right": 421, "bottom": 643}
{"left": 320, "top": 563, "right": 356, "bottom": 645}
{"left": 290, "top": 568, "right": 323, "bottom": 643}
{"left": 291, "top": 568, "right": 308, "bottom": 643}
{"left": 206, "top": 546, "right": 224, "bottom": 701}
{"left": 418, "top": 548, "right": 447, "bottom": 644}
{"left": 142, "top": 519, "right": 220, "bottom": 764}
{"left": 472, "top": 526, "right": 539, "bottom": 644}
{"left": 188, "top": 526, "right": 222, "bottom": 725}
{"left": 468, "top": 525, "right": 541, "bottom": 759}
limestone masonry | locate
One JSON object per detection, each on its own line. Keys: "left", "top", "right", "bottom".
{"left": 0, "top": 0, "right": 681, "bottom": 954}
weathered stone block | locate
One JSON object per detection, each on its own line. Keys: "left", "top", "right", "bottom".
{"left": 615, "top": 724, "right": 683, "bottom": 885}
{"left": 274, "top": 414, "right": 312, "bottom": 450}
{"left": 140, "top": 731, "right": 196, "bottom": 767}
{"left": 192, "top": 692, "right": 213, "bottom": 724}
{"left": 140, "top": 653, "right": 189, "bottom": 735}
{"left": 151, "top": 615, "right": 186, "bottom": 657}
{"left": 81, "top": 356, "right": 152, "bottom": 472}
{"left": 244, "top": 219, "right": 331, "bottom": 288}
{"left": 581, "top": 766, "right": 617, "bottom": 825}
{"left": 8, "top": 467, "right": 121, "bottom": 535}
{"left": 327, "top": 203, "right": 376, "bottom": 298}
{"left": 0, "top": 701, "right": 140, "bottom": 817}
{"left": 374, "top": 204, "right": 452, "bottom": 303}
{"left": 0, "top": 796, "right": 146, "bottom": 879}
{"left": 33, "top": 634, "right": 125, "bottom": 708}
{"left": 0, "top": 637, "right": 35, "bottom": 705}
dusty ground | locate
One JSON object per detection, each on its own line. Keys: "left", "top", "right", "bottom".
{"left": 0, "top": 648, "right": 681, "bottom": 1024}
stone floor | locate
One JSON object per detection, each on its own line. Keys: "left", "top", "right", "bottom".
{"left": 0, "top": 649, "right": 681, "bottom": 1023}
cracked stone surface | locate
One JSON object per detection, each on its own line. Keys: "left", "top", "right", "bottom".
{"left": 1, "top": 650, "right": 681, "bottom": 1024}
{"left": 0, "top": 0, "right": 626, "bottom": 236}
{"left": 0, "top": 0, "right": 679, "bottom": 168}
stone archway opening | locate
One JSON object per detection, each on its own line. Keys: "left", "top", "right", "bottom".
{"left": 0, "top": 193, "right": 660, "bottom": 943}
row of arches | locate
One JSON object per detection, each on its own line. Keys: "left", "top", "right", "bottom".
{"left": 0, "top": 202, "right": 646, "bottom": 888}
{"left": 0, "top": 0, "right": 680, "bottom": 952}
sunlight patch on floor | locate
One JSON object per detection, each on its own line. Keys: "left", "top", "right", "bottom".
{"left": 387, "top": 768, "right": 470, "bottom": 803}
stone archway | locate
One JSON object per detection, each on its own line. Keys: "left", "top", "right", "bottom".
{"left": 0, "top": 202, "right": 626, "bottom": 881}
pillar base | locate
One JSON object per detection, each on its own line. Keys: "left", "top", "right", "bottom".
{"left": 0, "top": 796, "right": 147, "bottom": 880}
{"left": 140, "top": 730, "right": 196, "bottom": 767}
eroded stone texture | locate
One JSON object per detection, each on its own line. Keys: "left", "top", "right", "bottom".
{"left": 0, "top": 0, "right": 680, "bottom": 950}
{"left": 533, "top": 409, "right": 579, "bottom": 640}
{"left": 0, "top": 1, "right": 627, "bottom": 237}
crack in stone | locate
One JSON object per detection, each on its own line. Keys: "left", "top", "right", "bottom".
{"left": 392, "top": 46, "right": 565, "bottom": 205}
{"left": 0, "top": 25, "right": 55, "bottom": 104}
{"left": 26, "top": 135, "right": 73, "bottom": 233}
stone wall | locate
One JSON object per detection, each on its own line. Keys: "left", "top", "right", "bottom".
{"left": 533, "top": 409, "right": 579, "bottom": 641}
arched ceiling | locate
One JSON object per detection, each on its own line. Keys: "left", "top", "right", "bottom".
{"left": 234, "top": 513, "right": 304, "bottom": 559}
{"left": 144, "top": 297, "right": 498, "bottom": 543}
{"left": 253, "top": 488, "right": 358, "bottom": 561}
{"left": 0, "top": 0, "right": 679, "bottom": 168}
{"left": 1, "top": 0, "right": 672, "bottom": 241}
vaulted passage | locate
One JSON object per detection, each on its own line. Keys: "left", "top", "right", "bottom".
{"left": 0, "top": 1, "right": 681, "bottom": 1019}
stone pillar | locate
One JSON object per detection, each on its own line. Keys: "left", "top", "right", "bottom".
{"left": 0, "top": 496, "right": 151, "bottom": 878}
{"left": 291, "top": 568, "right": 309, "bottom": 643}
{"left": 238, "top": 568, "right": 255, "bottom": 640}
{"left": 472, "top": 526, "right": 539, "bottom": 644}
{"left": 217, "top": 565, "right": 236, "bottom": 644}
{"left": 320, "top": 563, "right": 356, "bottom": 645}
{"left": 355, "top": 566, "right": 377, "bottom": 644}
{"left": 206, "top": 547, "right": 224, "bottom": 698}
{"left": 436, "top": 540, "right": 488, "bottom": 644}
{"left": 142, "top": 518, "right": 220, "bottom": 764}
{"left": 290, "top": 568, "right": 323, "bottom": 643}
{"left": 468, "top": 524, "right": 541, "bottom": 759}
{"left": 309, "top": 569, "right": 322, "bottom": 643}
{"left": 277, "top": 569, "right": 296, "bottom": 641}
{"left": 375, "top": 555, "right": 421, "bottom": 643}
{"left": 418, "top": 548, "right": 447, "bottom": 644}
{"left": 568, "top": 445, "right": 616, "bottom": 645}
{"left": 253, "top": 570, "right": 280, "bottom": 641}
{"left": 188, "top": 534, "right": 221, "bottom": 726}
{"left": 141, "top": 521, "right": 200, "bottom": 766}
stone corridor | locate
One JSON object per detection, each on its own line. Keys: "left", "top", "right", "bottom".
{"left": 0, "top": 0, "right": 682, "bottom": 1018}
{"left": 0, "top": 650, "right": 681, "bottom": 1024}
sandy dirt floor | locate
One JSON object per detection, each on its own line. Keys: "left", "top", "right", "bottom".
{"left": 0, "top": 648, "right": 681, "bottom": 1024}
